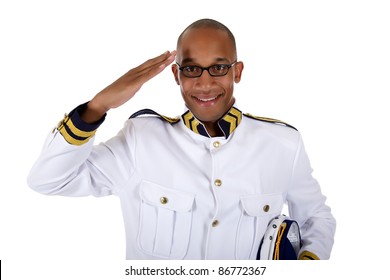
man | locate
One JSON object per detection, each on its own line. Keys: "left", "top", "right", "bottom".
{"left": 27, "top": 19, "right": 336, "bottom": 260}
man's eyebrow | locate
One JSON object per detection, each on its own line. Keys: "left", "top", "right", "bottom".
{"left": 214, "top": 57, "right": 230, "bottom": 63}
{"left": 181, "top": 57, "right": 230, "bottom": 65}
{"left": 181, "top": 58, "right": 195, "bottom": 65}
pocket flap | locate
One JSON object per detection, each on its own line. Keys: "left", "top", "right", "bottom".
{"left": 140, "top": 181, "right": 195, "bottom": 212}
{"left": 240, "top": 193, "right": 283, "bottom": 217}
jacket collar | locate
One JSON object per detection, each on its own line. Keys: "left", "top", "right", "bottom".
{"left": 181, "top": 106, "right": 242, "bottom": 139}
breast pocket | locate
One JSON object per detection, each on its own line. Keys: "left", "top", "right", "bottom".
{"left": 236, "top": 193, "right": 283, "bottom": 259}
{"left": 137, "top": 181, "right": 195, "bottom": 259}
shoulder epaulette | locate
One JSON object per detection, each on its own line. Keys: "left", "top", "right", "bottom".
{"left": 129, "top": 109, "right": 180, "bottom": 124}
{"left": 244, "top": 113, "right": 297, "bottom": 131}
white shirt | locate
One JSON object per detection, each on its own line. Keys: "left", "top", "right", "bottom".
{"left": 28, "top": 105, "right": 336, "bottom": 260}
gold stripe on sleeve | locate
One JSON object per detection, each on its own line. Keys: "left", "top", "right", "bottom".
{"left": 56, "top": 114, "right": 96, "bottom": 146}
{"left": 298, "top": 250, "right": 320, "bottom": 260}
{"left": 65, "top": 117, "right": 97, "bottom": 138}
{"left": 59, "top": 128, "right": 93, "bottom": 146}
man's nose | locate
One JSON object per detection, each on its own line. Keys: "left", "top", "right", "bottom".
{"left": 196, "top": 69, "right": 214, "bottom": 86}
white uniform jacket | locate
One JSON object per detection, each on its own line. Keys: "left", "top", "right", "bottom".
{"left": 28, "top": 104, "right": 336, "bottom": 260}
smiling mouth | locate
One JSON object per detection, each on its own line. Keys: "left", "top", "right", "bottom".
{"left": 193, "top": 94, "right": 222, "bottom": 103}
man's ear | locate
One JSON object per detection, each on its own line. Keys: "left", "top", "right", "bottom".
{"left": 171, "top": 64, "right": 180, "bottom": 85}
{"left": 234, "top": 61, "right": 244, "bottom": 83}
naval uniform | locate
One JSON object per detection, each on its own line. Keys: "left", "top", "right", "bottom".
{"left": 28, "top": 103, "right": 336, "bottom": 260}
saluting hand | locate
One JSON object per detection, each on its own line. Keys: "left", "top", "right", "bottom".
{"left": 81, "top": 50, "right": 176, "bottom": 123}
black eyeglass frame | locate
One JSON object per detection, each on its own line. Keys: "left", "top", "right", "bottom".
{"left": 176, "top": 61, "right": 237, "bottom": 78}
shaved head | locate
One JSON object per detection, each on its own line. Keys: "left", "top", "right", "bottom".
{"left": 177, "top": 18, "right": 237, "bottom": 57}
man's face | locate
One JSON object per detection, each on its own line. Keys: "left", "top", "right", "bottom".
{"left": 172, "top": 27, "right": 244, "bottom": 124}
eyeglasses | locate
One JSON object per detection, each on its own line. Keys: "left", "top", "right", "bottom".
{"left": 176, "top": 61, "right": 237, "bottom": 78}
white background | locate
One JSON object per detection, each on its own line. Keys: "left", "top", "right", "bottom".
{"left": 1, "top": 0, "right": 389, "bottom": 279}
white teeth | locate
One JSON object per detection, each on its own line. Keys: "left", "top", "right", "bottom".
{"left": 198, "top": 96, "right": 217, "bottom": 102}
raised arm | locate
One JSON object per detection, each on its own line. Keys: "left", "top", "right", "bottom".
{"left": 82, "top": 50, "right": 176, "bottom": 123}
{"left": 27, "top": 51, "right": 176, "bottom": 196}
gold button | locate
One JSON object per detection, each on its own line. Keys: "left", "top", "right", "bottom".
{"left": 213, "top": 141, "right": 221, "bottom": 148}
{"left": 214, "top": 179, "right": 222, "bottom": 187}
{"left": 160, "top": 197, "right": 168, "bottom": 204}
{"left": 263, "top": 205, "right": 270, "bottom": 212}
{"left": 212, "top": 220, "right": 219, "bottom": 227}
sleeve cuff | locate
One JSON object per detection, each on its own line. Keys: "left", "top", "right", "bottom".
{"left": 57, "top": 102, "right": 106, "bottom": 146}
{"left": 298, "top": 250, "right": 320, "bottom": 260}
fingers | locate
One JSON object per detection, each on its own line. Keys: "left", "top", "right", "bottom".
{"left": 91, "top": 51, "right": 177, "bottom": 111}
{"left": 158, "top": 50, "right": 177, "bottom": 69}
{"left": 134, "top": 50, "right": 176, "bottom": 77}
{"left": 149, "top": 50, "right": 177, "bottom": 67}
{"left": 129, "top": 50, "right": 176, "bottom": 85}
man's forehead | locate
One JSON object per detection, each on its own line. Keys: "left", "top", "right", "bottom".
{"left": 179, "top": 27, "right": 229, "bottom": 43}
{"left": 177, "top": 28, "right": 234, "bottom": 64}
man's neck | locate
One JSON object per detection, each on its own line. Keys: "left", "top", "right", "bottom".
{"left": 203, "top": 121, "right": 224, "bottom": 137}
